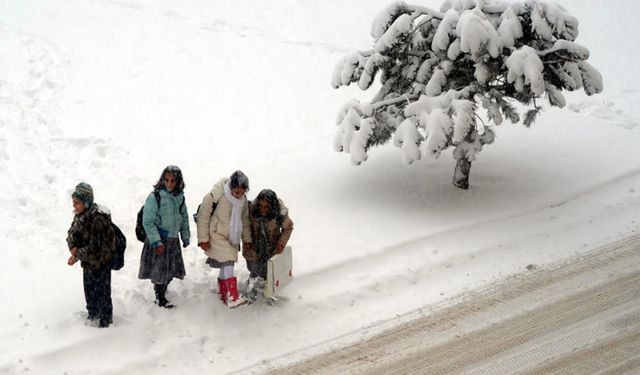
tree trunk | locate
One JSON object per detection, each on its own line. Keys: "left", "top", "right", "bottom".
{"left": 453, "top": 156, "right": 471, "bottom": 190}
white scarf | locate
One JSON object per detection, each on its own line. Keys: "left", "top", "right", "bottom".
{"left": 224, "top": 182, "right": 246, "bottom": 246}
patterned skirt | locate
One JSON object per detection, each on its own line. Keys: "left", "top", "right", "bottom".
{"left": 138, "top": 237, "right": 186, "bottom": 285}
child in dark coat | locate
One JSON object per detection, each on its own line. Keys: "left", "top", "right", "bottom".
{"left": 66, "top": 182, "right": 115, "bottom": 328}
{"left": 243, "top": 189, "right": 293, "bottom": 300}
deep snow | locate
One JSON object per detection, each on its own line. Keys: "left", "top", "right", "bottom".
{"left": 1, "top": 1, "right": 640, "bottom": 374}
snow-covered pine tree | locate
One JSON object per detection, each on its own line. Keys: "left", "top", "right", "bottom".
{"left": 332, "top": 0, "right": 602, "bottom": 189}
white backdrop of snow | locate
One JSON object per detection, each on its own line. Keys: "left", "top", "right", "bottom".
{"left": 1, "top": 1, "right": 640, "bottom": 374}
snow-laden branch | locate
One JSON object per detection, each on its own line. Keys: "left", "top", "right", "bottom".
{"left": 537, "top": 40, "right": 590, "bottom": 60}
{"left": 393, "top": 118, "right": 423, "bottom": 165}
{"left": 506, "top": 46, "right": 545, "bottom": 96}
{"left": 371, "top": 1, "right": 445, "bottom": 40}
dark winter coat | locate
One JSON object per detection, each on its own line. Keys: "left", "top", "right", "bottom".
{"left": 244, "top": 198, "right": 293, "bottom": 263}
{"left": 67, "top": 204, "right": 115, "bottom": 270}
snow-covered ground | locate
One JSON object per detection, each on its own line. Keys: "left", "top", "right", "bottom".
{"left": 1, "top": 1, "right": 639, "bottom": 374}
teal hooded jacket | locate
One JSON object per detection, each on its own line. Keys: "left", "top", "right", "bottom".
{"left": 142, "top": 189, "right": 190, "bottom": 246}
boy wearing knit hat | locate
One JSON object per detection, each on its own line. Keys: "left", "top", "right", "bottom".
{"left": 67, "top": 182, "right": 116, "bottom": 328}
{"left": 71, "top": 182, "right": 94, "bottom": 208}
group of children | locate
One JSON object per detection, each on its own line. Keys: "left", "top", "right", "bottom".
{"left": 66, "top": 166, "right": 294, "bottom": 328}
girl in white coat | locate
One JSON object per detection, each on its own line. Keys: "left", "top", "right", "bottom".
{"left": 196, "top": 170, "right": 252, "bottom": 307}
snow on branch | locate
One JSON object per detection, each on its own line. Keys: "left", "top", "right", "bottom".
{"left": 371, "top": 1, "right": 413, "bottom": 39}
{"left": 349, "top": 118, "right": 376, "bottom": 165}
{"left": 563, "top": 61, "right": 583, "bottom": 89}
{"left": 432, "top": 9, "right": 459, "bottom": 53}
{"left": 474, "top": 62, "right": 490, "bottom": 83}
{"left": 423, "top": 108, "right": 454, "bottom": 158}
{"left": 452, "top": 99, "right": 477, "bottom": 143}
{"left": 405, "top": 89, "right": 469, "bottom": 118}
{"left": 416, "top": 57, "right": 439, "bottom": 84}
{"left": 331, "top": 52, "right": 368, "bottom": 88}
{"left": 546, "top": 83, "right": 566, "bottom": 107}
{"left": 497, "top": 7, "right": 523, "bottom": 48}
{"left": 457, "top": 9, "right": 501, "bottom": 60}
{"left": 441, "top": 0, "right": 476, "bottom": 12}
{"left": 538, "top": 40, "right": 589, "bottom": 60}
{"left": 441, "top": 0, "right": 509, "bottom": 14}
{"left": 394, "top": 118, "right": 423, "bottom": 165}
{"left": 506, "top": 46, "right": 545, "bottom": 96}
{"left": 530, "top": 1, "right": 579, "bottom": 42}
{"left": 375, "top": 14, "right": 414, "bottom": 53}
{"left": 333, "top": 106, "right": 360, "bottom": 152}
{"left": 426, "top": 68, "right": 448, "bottom": 96}
{"left": 359, "top": 53, "right": 390, "bottom": 90}
{"left": 577, "top": 60, "right": 603, "bottom": 95}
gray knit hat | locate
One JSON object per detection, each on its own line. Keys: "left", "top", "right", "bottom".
{"left": 72, "top": 182, "right": 94, "bottom": 208}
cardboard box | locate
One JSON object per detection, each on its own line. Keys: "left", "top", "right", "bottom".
{"left": 265, "top": 246, "right": 292, "bottom": 298}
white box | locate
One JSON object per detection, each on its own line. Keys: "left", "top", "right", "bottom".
{"left": 265, "top": 246, "right": 293, "bottom": 298}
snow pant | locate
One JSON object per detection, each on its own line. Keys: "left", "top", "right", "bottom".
{"left": 83, "top": 262, "right": 112, "bottom": 326}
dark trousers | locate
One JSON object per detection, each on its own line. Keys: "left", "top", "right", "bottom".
{"left": 247, "top": 260, "right": 268, "bottom": 279}
{"left": 153, "top": 282, "right": 170, "bottom": 298}
{"left": 83, "top": 263, "right": 112, "bottom": 325}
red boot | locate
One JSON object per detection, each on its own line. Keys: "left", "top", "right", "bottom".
{"left": 225, "top": 277, "right": 247, "bottom": 308}
{"left": 217, "top": 278, "right": 228, "bottom": 305}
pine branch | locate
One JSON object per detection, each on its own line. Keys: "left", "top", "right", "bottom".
{"left": 411, "top": 15, "right": 433, "bottom": 33}
{"left": 410, "top": 6, "right": 445, "bottom": 20}
{"left": 474, "top": 112, "right": 487, "bottom": 128}
{"left": 371, "top": 94, "right": 418, "bottom": 111}
{"left": 406, "top": 50, "right": 430, "bottom": 57}
{"left": 498, "top": 98, "right": 520, "bottom": 124}
{"left": 523, "top": 108, "right": 541, "bottom": 127}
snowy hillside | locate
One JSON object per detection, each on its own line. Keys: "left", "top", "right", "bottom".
{"left": 1, "top": 1, "right": 639, "bottom": 374}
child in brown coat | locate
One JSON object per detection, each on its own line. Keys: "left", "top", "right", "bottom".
{"left": 243, "top": 189, "right": 293, "bottom": 300}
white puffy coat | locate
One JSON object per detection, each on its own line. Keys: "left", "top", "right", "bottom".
{"left": 196, "top": 178, "right": 251, "bottom": 263}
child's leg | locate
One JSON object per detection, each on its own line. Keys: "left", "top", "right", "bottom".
{"left": 218, "top": 263, "right": 245, "bottom": 307}
{"left": 257, "top": 261, "right": 268, "bottom": 280}
{"left": 218, "top": 264, "right": 234, "bottom": 280}
{"left": 246, "top": 261, "right": 260, "bottom": 279}
{"left": 217, "top": 264, "right": 234, "bottom": 304}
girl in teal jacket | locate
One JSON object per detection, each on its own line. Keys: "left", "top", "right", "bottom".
{"left": 138, "top": 165, "right": 190, "bottom": 308}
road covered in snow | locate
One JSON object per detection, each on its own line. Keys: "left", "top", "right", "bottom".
{"left": 270, "top": 234, "right": 640, "bottom": 374}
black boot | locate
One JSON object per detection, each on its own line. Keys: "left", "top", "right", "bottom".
{"left": 154, "top": 284, "right": 175, "bottom": 309}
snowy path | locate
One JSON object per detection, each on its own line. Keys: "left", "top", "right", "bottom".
{"left": 270, "top": 234, "right": 640, "bottom": 374}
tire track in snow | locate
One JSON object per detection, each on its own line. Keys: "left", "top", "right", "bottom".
{"left": 269, "top": 234, "right": 640, "bottom": 374}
